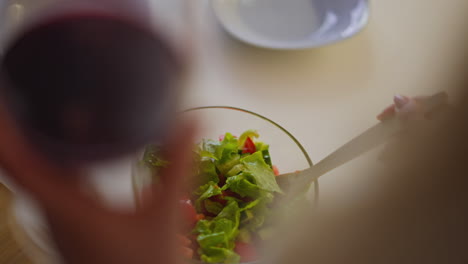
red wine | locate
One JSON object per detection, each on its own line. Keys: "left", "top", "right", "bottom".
{"left": 0, "top": 12, "right": 181, "bottom": 163}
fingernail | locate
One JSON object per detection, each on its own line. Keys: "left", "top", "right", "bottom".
{"left": 394, "top": 94, "right": 410, "bottom": 109}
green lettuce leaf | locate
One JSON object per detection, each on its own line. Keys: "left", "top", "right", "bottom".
{"left": 204, "top": 199, "right": 224, "bottom": 215}
{"left": 222, "top": 174, "right": 260, "bottom": 198}
{"left": 223, "top": 196, "right": 243, "bottom": 204}
{"left": 241, "top": 152, "right": 282, "bottom": 194}
{"left": 195, "top": 182, "right": 222, "bottom": 211}
{"left": 141, "top": 144, "right": 169, "bottom": 171}
{"left": 243, "top": 206, "right": 270, "bottom": 232}
{"left": 199, "top": 150, "right": 218, "bottom": 161}
{"left": 194, "top": 219, "right": 212, "bottom": 234}
{"left": 254, "top": 142, "right": 273, "bottom": 167}
{"left": 215, "top": 201, "right": 241, "bottom": 228}
{"left": 216, "top": 134, "right": 241, "bottom": 175}
{"left": 237, "top": 130, "right": 259, "bottom": 148}
{"left": 200, "top": 247, "right": 240, "bottom": 264}
{"left": 198, "top": 232, "right": 228, "bottom": 249}
{"left": 195, "top": 201, "right": 241, "bottom": 264}
{"left": 201, "top": 139, "right": 221, "bottom": 156}
{"left": 198, "top": 160, "right": 219, "bottom": 185}
{"left": 196, "top": 139, "right": 221, "bottom": 185}
{"left": 254, "top": 142, "right": 268, "bottom": 151}
{"left": 241, "top": 192, "right": 274, "bottom": 232}
{"left": 240, "top": 199, "right": 260, "bottom": 212}
{"left": 194, "top": 201, "right": 241, "bottom": 239}
{"left": 225, "top": 164, "right": 245, "bottom": 177}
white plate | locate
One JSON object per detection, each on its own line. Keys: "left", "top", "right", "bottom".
{"left": 211, "top": 0, "right": 370, "bottom": 49}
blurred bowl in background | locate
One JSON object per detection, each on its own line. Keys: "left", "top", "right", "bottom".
{"left": 211, "top": 0, "right": 369, "bottom": 50}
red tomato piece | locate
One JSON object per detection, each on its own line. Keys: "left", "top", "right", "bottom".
{"left": 242, "top": 137, "right": 256, "bottom": 154}
{"left": 210, "top": 194, "right": 228, "bottom": 206}
{"left": 273, "top": 165, "right": 280, "bottom": 176}
{"left": 195, "top": 214, "right": 205, "bottom": 221}
{"left": 218, "top": 174, "right": 227, "bottom": 187}
{"left": 222, "top": 190, "right": 238, "bottom": 197}
{"left": 235, "top": 242, "right": 258, "bottom": 262}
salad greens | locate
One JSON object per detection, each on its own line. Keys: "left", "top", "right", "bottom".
{"left": 142, "top": 145, "right": 169, "bottom": 172}
{"left": 143, "top": 130, "right": 283, "bottom": 264}
{"left": 192, "top": 131, "right": 282, "bottom": 263}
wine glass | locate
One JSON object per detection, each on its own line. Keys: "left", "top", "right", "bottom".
{"left": 0, "top": 0, "right": 197, "bottom": 263}
{"left": 0, "top": 0, "right": 195, "bottom": 162}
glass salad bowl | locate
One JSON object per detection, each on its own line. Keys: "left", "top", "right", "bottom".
{"left": 132, "top": 106, "right": 319, "bottom": 264}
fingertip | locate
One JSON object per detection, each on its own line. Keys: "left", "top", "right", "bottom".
{"left": 377, "top": 105, "right": 396, "bottom": 121}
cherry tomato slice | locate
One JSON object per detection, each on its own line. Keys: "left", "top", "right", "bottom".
{"left": 242, "top": 137, "right": 256, "bottom": 154}
{"left": 273, "top": 165, "right": 280, "bottom": 176}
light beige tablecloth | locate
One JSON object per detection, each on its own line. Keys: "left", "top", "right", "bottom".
{"left": 0, "top": 184, "right": 32, "bottom": 264}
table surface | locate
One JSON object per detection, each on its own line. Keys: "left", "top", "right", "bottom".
{"left": 184, "top": 0, "right": 468, "bottom": 206}
{"left": 0, "top": 184, "right": 32, "bottom": 264}
{"left": 2, "top": 0, "right": 468, "bottom": 263}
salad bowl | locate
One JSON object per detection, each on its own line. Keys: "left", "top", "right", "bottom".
{"left": 132, "top": 106, "right": 319, "bottom": 263}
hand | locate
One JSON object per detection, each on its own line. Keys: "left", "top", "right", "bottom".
{"left": 376, "top": 92, "right": 449, "bottom": 164}
{"left": 0, "top": 103, "right": 195, "bottom": 264}
{"left": 377, "top": 93, "right": 449, "bottom": 121}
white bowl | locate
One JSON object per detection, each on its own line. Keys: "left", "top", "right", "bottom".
{"left": 211, "top": 0, "right": 369, "bottom": 50}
